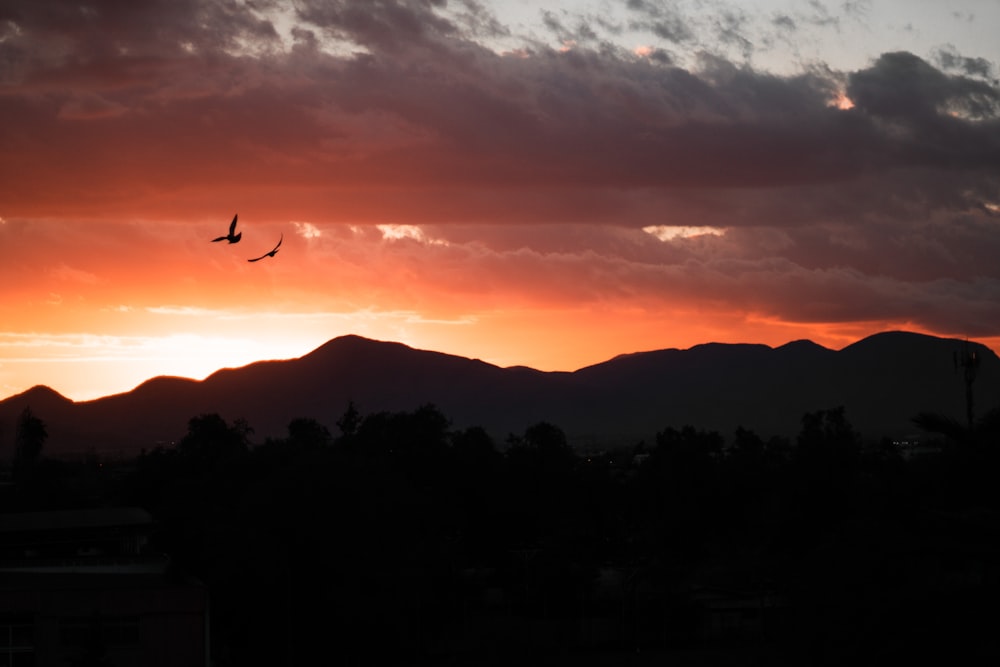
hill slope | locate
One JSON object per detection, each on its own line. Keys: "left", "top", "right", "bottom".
{"left": 0, "top": 331, "right": 997, "bottom": 457}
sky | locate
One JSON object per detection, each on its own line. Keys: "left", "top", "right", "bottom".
{"left": 2, "top": 0, "right": 1000, "bottom": 401}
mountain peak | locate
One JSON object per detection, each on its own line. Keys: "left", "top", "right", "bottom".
{"left": 10, "top": 385, "right": 72, "bottom": 406}
{"left": 841, "top": 330, "right": 995, "bottom": 360}
{"left": 776, "top": 339, "right": 830, "bottom": 351}
{"left": 843, "top": 330, "right": 938, "bottom": 349}
{"left": 305, "top": 334, "right": 410, "bottom": 358}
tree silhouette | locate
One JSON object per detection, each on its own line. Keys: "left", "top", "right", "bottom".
{"left": 794, "top": 406, "right": 860, "bottom": 473}
{"left": 335, "top": 400, "right": 361, "bottom": 439}
{"left": 506, "top": 421, "right": 575, "bottom": 479}
{"left": 76, "top": 398, "right": 1000, "bottom": 663}
{"left": 14, "top": 406, "right": 46, "bottom": 479}
{"left": 912, "top": 410, "right": 968, "bottom": 445}
{"left": 177, "top": 413, "right": 250, "bottom": 470}
{"left": 286, "top": 417, "right": 332, "bottom": 451}
{"left": 451, "top": 425, "right": 501, "bottom": 474}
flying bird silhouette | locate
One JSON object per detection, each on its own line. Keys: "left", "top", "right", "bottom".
{"left": 248, "top": 233, "right": 282, "bottom": 262}
{"left": 212, "top": 214, "right": 242, "bottom": 243}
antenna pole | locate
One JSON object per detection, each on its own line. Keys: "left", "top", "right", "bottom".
{"left": 955, "top": 340, "right": 980, "bottom": 432}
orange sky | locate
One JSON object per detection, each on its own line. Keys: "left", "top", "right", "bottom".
{"left": 2, "top": 1, "right": 1000, "bottom": 401}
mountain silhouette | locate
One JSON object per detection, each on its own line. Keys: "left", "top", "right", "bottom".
{"left": 1, "top": 331, "right": 997, "bottom": 457}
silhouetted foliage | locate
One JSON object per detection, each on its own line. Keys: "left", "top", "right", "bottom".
{"left": 10, "top": 395, "right": 997, "bottom": 665}
{"left": 335, "top": 399, "right": 361, "bottom": 439}
{"left": 178, "top": 413, "right": 250, "bottom": 467}
{"left": 451, "top": 425, "right": 501, "bottom": 472}
{"left": 792, "top": 406, "right": 861, "bottom": 489}
{"left": 912, "top": 402, "right": 1000, "bottom": 507}
{"left": 285, "top": 416, "right": 332, "bottom": 451}
{"left": 506, "top": 421, "right": 575, "bottom": 480}
{"left": 912, "top": 410, "right": 968, "bottom": 445}
{"left": 796, "top": 406, "right": 859, "bottom": 457}
{"left": 14, "top": 406, "right": 46, "bottom": 473}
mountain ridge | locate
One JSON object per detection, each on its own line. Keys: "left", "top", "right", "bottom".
{"left": 1, "top": 331, "right": 997, "bottom": 457}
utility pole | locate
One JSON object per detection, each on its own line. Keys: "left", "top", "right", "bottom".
{"left": 954, "top": 340, "right": 981, "bottom": 432}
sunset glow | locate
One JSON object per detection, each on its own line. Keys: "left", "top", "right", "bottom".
{"left": 3, "top": 0, "right": 1000, "bottom": 401}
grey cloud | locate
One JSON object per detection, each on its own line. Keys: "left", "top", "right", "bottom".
{"left": 935, "top": 45, "right": 995, "bottom": 81}
{"left": 294, "top": 0, "right": 458, "bottom": 54}
{"left": 840, "top": 1, "right": 871, "bottom": 20}
{"left": 649, "top": 17, "right": 692, "bottom": 43}
{"left": 710, "top": 8, "right": 754, "bottom": 61}
{"left": 645, "top": 47, "right": 674, "bottom": 65}
{"left": 624, "top": 0, "right": 695, "bottom": 43}
{"left": 539, "top": 8, "right": 611, "bottom": 49}
{"left": 803, "top": 0, "right": 840, "bottom": 29}
{"left": 539, "top": 9, "right": 581, "bottom": 45}
{"left": 6, "top": 0, "right": 279, "bottom": 57}
{"left": 0, "top": 0, "right": 281, "bottom": 93}
{"left": 772, "top": 14, "right": 796, "bottom": 32}
{"left": 448, "top": 0, "right": 509, "bottom": 40}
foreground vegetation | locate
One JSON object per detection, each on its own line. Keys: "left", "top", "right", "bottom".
{"left": 4, "top": 402, "right": 1000, "bottom": 665}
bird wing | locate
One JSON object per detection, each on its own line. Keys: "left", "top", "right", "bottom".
{"left": 213, "top": 214, "right": 240, "bottom": 242}
{"left": 248, "top": 233, "right": 282, "bottom": 262}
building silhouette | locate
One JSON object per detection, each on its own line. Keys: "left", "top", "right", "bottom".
{"left": 0, "top": 508, "right": 206, "bottom": 667}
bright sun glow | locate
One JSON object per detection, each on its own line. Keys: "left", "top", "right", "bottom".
{"left": 0, "top": 333, "right": 314, "bottom": 400}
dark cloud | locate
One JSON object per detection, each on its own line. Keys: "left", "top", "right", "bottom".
{"left": 0, "top": 0, "right": 280, "bottom": 71}
{"left": 844, "top": 53, "right": 1000, "bottom": 183}
{"left": 848, "top": 51, "right": 1000, "bottom": 120}
{"left": 313, "top": 219, "right": 1000, "bottom": 338}
{"left": 3, "top": 0, "right": 1000, "bottom": 343}
{"left": 2, "top": 2, "right": 999, "bottom": 208}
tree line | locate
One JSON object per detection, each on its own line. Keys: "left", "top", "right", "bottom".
{"left": 2, "top": 401, "right": 999, "bottom": 665}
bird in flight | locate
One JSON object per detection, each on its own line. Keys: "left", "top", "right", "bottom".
{"left": 212, "top": 214, "right": 242, "bottom": 243}
{"left": 248, "top": 233, "right": 282, "bottom": 262}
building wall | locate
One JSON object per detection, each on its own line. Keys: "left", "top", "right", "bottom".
{"left": 0, "top": 574, "right": 206, "bottom": 667}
